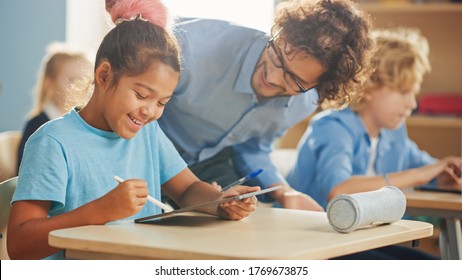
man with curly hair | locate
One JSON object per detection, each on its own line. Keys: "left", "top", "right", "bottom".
{"left": 159, "top": 0, "right": 374, "bottom": 210}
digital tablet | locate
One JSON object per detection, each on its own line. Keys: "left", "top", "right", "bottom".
{"left": 415, "top": 185, "right": 462, "bottom": 194}
{"left": 135, "top": 185, "right": 281, "bottom": 223}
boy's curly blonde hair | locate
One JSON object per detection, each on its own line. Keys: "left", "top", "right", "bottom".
{"left": 351, "top": 27, "right": 431, "bottom": 111}
{"left": 370, "top": 27, "right": 430, "bottom": 91}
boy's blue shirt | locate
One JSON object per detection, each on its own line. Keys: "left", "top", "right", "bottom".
{"left": 286, "top": 107, "right": 436, "bottom": 208}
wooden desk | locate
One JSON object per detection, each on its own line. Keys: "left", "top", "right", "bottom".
{"left": 404, "top": 189, "right": 462, "bottom": 260}
{"left": 49, "top": 207, "right": 432, "bottom": 260}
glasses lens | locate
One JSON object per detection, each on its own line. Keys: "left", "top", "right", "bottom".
{"left": 268, "top": 40, "right": 307, "bottom": 93}
{"left": 267, "top": 42, "right": 281, "bottom": 68}
{"left": 284, "top": 73, "right": 304, "bottom": 93}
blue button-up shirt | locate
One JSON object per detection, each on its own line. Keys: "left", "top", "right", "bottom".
{"left": 286, "top": 108, "right": 436, "bottom": 208}
{"left": 159, "top": 18, "right": 319, "bottom": 188}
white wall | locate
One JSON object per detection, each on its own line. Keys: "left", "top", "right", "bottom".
{"left": 66, "top": 0, "right": 111, "bottom": 55}
{"left": 0, "top": 0, "right": 66, "bottom": 132}
{"left": 164, "top": 0, "right": 274, "bottom": 32}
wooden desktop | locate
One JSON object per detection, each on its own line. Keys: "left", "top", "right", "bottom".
{"left": 49, "top": 207, "right": 433, "bottom": 260}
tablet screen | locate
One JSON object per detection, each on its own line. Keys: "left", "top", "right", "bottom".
{"left": 135, "top": 185, "right": 281, "bottom": 223}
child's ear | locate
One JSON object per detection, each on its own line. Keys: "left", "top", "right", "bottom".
{"left": 95, "top": 61, "right": 112, "bottom": 88}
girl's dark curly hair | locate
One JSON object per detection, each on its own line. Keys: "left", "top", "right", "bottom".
{"left": 274, "top": 0, "right": 374, "bottom": 108}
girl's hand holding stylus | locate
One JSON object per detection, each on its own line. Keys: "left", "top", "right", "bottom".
{"left": 218, "top": 185, "right": 260, "bottom": 220}
{"left": 98, "top": 179, "right": 149, "bottom": 221}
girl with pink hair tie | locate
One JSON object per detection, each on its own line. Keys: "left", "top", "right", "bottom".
{"left": 8, "top": 0, "right": 259, "bottom": 260}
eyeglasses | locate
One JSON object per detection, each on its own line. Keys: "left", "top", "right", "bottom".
{"left": 267, "top": 36, "right": 311, "bottom": 93}
{"left": 267, "top": 38, "right": 310, "bottom": 93}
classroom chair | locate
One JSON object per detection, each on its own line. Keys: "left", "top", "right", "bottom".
{"left": 0, "top": 176, "right": 17, "bottom": 260}
{"left": 0, "top": 131, "right": 22, "bottom": 182}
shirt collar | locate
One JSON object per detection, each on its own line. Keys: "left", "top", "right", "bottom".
{"left": 70, "top": 108, "right": 120, "bottom": 139}
{"left": 341, "top": 107, "right": 403, "bottom": 146}
{"left": 233, "top": 36, "right": 267, "bottom": 95}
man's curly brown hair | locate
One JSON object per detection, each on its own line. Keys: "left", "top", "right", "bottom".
{"left": 274, "top": 0, "right": 375, "bottom": 109}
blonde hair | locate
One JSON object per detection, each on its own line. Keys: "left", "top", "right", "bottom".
{"left": 349, "top": 27, "right": 431, "bottom": 111}
{"left": 29, "top": 42, "right": 92, "bottom": 118}
{"left": 368, "top": 29, "right": 429, "bottom": 97}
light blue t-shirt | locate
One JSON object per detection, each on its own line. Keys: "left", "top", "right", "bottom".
{"left": 13, "top": 109, "right": 187, "bottom": 258}
{"left": 159, "top": 17, "right": 319, "bottom": 189}
{"left": 286, "top": 108, "right": 436, "bottom": 208}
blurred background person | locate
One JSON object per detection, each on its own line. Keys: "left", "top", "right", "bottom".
{"left": 16, "top": 42, "right": 92, "bottom": 172}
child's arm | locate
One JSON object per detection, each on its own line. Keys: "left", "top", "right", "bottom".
{"left": 7, "top": 179, "right": 149, "bottom": 260}
{"left": 328, "top": 156, "right": 462, "bottom": 201}
{"left": 162, "top": 168, "right": 259, "bottom": 220}
{"left": 435, "top": 156, "right": 462, "bottom": 189}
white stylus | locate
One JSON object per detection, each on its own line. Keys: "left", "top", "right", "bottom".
{"left": 113, "top": 175, "right": 173, "bottom": 212}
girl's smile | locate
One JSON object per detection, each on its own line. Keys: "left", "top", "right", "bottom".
{"left": 79, "top": 61, "right": 179, "bottom": 139}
